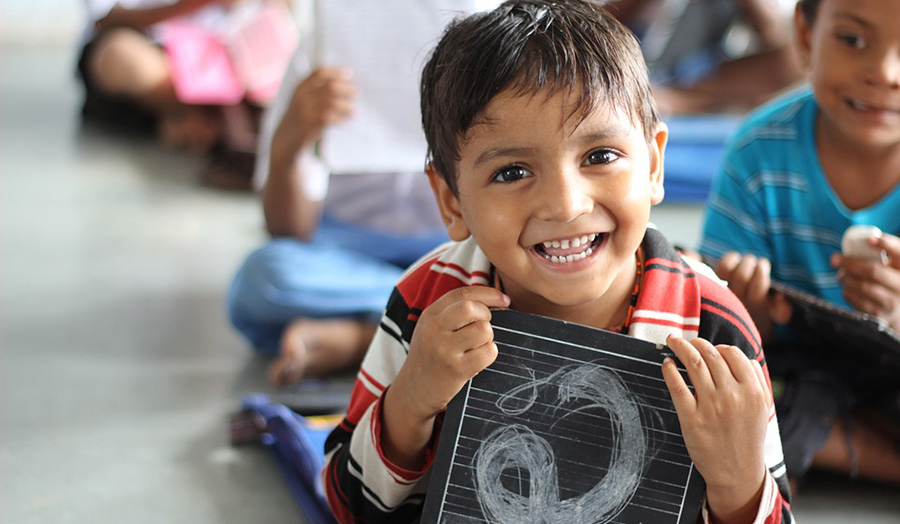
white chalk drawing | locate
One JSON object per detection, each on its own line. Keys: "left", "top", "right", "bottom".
{"left": 473, "top": 363, "right": 649, "bottom": 524}
{"left": 421, "top": 311, "right": 703, "bottom": 523}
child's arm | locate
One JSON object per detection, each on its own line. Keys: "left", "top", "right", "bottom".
{"left": 321, "top": 285, "right": 509, "bottom": 524}
{"left": 662, "top": 336, "right": 774, "bottom": 524}
{"left": 382, "top": 287, "right": 510, "bottom": 470}
{"left": 832, "top": 232, "right": 900, "bottom": 332}
{"left": 262, "top": 67, "right": 357, "bottom": 239}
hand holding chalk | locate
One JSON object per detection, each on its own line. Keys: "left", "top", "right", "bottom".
{"left": 842, "top": 225, "right": 888, "bottom": 264}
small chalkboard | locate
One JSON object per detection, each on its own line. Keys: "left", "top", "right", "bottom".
{"left": 422, "top": 309, "right": 705, "bottom": 523}
{"left": 771, "top": 282, "right": 900, "bottom": 378}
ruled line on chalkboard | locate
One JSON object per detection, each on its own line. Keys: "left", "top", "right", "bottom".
{"left": 493, "top": 323, "right": 666, "bottom": 366}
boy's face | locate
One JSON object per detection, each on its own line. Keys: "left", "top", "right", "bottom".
{"left": 796, "top": 0, "right": 900, "bottom": 148}
{"left": 429, "top": 88, "right": 666, "bottom": 323}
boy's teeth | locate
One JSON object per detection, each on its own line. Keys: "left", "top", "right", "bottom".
{"left": 545, "top": 247, "right": 594, "bottom": 264}
{"left": 542, "top": 234, "right": 594, "bottom": 250}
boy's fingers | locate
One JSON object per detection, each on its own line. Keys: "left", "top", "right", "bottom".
{"left": 691, "top": 338, "right": 729, "bottom": 388}
{"left": 442, "top": 286, "right": 511, "bottom": 310}
{"left": 666, "top": 335, "right": 715, "bottom": 393}
{"left": 844, "top": 286, "right": 891, "bottom": 316}
{"left": 751, "top": 359, "right": 772, "bottom": 409}
{"left": 747, "top": 258, "right": 771, "bottom": 305}
{"left": 715, "top": 251, "right": 741, "bottom": 282}
{"left": 431, "top": 286, "right": 510, "bottom": 330}
{"left": 730, "top": 254, "right": 759, "bottom": 298}
{"left": 873, "top": 233, "right": 900, "bottom": 269}
{"left": 716, "top": 344, "right": 756, "bottom": 384}
{"left": 463, "top": 341, "right": 500, "bottom": 376}
{"left": 662, "top": 357, "right": 696, "bottom": 412}
{"left": 842, "top": 264, "right": 900, "bottom": 303}
{"left": 307, "top": 66, "right": 354, "bottom": 84}
{"left": 321, "top": 79, "right": 359, "bottom": 101}
{"left": 453, "top": 320, "right": 495, "bottom": 352}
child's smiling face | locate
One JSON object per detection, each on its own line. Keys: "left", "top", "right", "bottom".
{"left": 430, "top": 88, "right": 667, "bottom": 325}
{"left": 797, "top": 0, "right": 900, "bottom": 148}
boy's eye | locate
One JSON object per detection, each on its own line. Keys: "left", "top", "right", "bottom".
{"left": 583, "top": 149, "right": 620, "bottom": 166}
{"left": 837, "top": 33, "right": 865, "bottom": 49}
{"left": 491, "top": 165, "right": 532, "bottom": 183}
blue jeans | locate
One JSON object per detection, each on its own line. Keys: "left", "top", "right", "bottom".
{"left": 227, "top": 216, "right": 447, "bottom": 353}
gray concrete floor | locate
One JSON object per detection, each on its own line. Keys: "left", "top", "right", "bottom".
{"left": 1, "top": 43, "right": 897, "bottom": 524}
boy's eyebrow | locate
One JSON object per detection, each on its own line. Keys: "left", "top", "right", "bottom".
{"left": 473, "top": 146, "right": 537, "bottom": 168}
{"left": 472, "top": 126, "right": 633, "bottom": 168}
{"left": 834, "top": 11, "right": 873, "bottom": 29}
{"left": 579, "top": 126, "right": 632, "bottom": 144}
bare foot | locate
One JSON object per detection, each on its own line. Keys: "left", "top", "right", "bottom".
{"left": 268, "top": 318, "right": 377, "bottom": 386}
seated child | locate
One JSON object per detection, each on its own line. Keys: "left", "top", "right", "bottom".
{"left": 608, "top": 0, "right": 803, "bottom": 115}
{"left": 699, "top": 0, "right": 900, "bottom": 487}
{"left": 78, "top": 0, "right": 233, "bottom": 150}
{"left": 227, "top": 1, "right": 496, "bottom": 385}
{"left": 322, "top": 2, "right": 793, "bottom": 523}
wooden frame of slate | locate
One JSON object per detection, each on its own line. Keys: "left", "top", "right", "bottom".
{"left": 422, "top": 309, "right": 705, "bottom": 523}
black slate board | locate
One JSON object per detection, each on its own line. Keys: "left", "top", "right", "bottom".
{"left": 771, "top": 281, "right": 900, "bottom": 383}
{"left": 422, "top": 309, "right": 705, "bottom": 523}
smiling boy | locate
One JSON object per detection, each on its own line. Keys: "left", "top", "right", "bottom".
{"left": 699, "top": 0, "right": 900, "bottom": 486}
{"left": 322, "top": 2, "right": 793, "bottom": 523}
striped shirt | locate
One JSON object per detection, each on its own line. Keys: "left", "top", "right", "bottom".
{"left": 323, "top": 227, "right": 793, "bottom": 523}
{"left": 699, "top": 89, "right": 900, "bottom": 307}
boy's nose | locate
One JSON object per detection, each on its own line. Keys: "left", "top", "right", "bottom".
{"left": 866, "top": 48, "right": 900, "bottom": 88}
{"left": 533, "top": 172, "right": 593, "bottom": 222}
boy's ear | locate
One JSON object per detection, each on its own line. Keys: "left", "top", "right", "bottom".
{"left": 793, "top": 4, "right": 813, "bottom": 70}
{"left": 648, "top": 122, "right": 667, "bottom": 205}
{"left": 426, "top": 163, "right": 472, "bottom": 241}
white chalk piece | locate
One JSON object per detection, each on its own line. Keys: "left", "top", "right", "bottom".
{"left": 841, "top": 225, "right": 887, "bottom": 263}
{"left": 422, "top": 309, "right": 705, "bottom": 524}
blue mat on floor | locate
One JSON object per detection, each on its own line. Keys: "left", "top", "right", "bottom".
{"left": 663, "top": 114, "right": 742, "bottom": 203}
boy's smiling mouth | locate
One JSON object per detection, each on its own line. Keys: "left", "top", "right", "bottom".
{"left": 845, "top": 97, "right": 900, "bottom": 117}
{"left": 534, "top": 233, "right": 605, "bottom": 264}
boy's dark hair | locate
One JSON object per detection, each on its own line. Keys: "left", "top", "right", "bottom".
{"left": 421, "top": 0, "right": 659, "bottom": 194}
{"left": 797, "top": 0, "right": 821, "bottom": 23}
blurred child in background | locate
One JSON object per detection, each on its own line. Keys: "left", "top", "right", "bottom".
{"left": 227, "top": 1, "right": 500, "bottom": 385}
{"left": 699, "top": 0, "right": 900, "bottom": 489}
{"left": 609, "top": 0, "right": 803, "bottom": 115}
{"left": 79, "top": 0, "right": 237, "bottom": 150}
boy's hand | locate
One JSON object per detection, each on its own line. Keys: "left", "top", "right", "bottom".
{"left": 382, "top": 286, "right": 510, "bottom": 470}
{"left": 833, "top": 232, "right": 900, "bottom": 331}
{"left": 714, "top": 252, "right": 791, "bottom": 342}
{"left": 281, "top": 67, "right": 358, "bottom": 151}
{"left": 662, "top": 336, "right": 770, "bottom": 524}
{"left": 397, "top": 286, "right": 511, "bottom": 418}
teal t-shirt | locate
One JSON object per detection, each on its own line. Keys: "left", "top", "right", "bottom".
{"left": 699, "top": 88, "right": 900, "bottom": 308}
